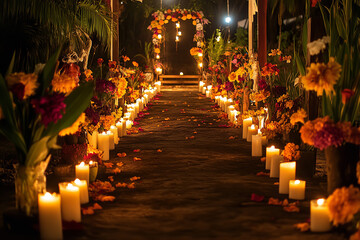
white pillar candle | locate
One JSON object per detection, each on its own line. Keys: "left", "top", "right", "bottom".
{"left": 110, "top": 125, "right": 118, "bottom": 145}
{"left": 252, "top": 134, "right": 262, "bottom": 156}
{"left": 155, "top": 81, "right": 161, "bottom": 92}
{"left": 121, "top": 119, "right": 127, "bottom": 136}
{"left": 247, "top": 124, "right": 258, "bottom": 142}
{"left": 270, "top": 155, "right": 283, "bottom": 178}
{"left": 144, "top": 94, "right": 149, "bottom": 104}
{"left": 225, "top": 99, "right": 233, "bottom": 113}
{"left": 126, "top": 120, "right": 133, "bottom": 129}
{"left": 58, "top": 183, "right": 81, "bottom": 222}
{"left": 311, "top": 198, "right": 331, "bottom": 232}
{"left": 75, "top": 162, "right": 89, "bottom": 185}
{"left": 135, "top": 102, "right": 140, "bottom": 116}
{"left": 116, "top": 121, "right": 123, "bottom": 138}
{"left": 38, "top": 192, "right": 63, "bottom": 240}
{"left": 87, "top": 130, "right": 98, "bottom": 148}
{"left": 228, "top": 105, "right": 235, "bottom": 118}
{"left": 98, "top": 132, "right": 109, "bottom": 160}
{"left": 137, "top": 99, "right": 143, "bottom": 111}
{"left": 206, "top": 90, "right": 210, "bottom": 98}
{"left": 266, "top": 146, "right": 280, "bottom": 170}
{"left": 72, "top": 178, "right": 89, "bottom": 204}
{"left": 199, "top": 81, "right": 205, "bottom": 92}
{"left": 242, "top": 117, "right": 252, "bottom": 139}
{"left": 141, "top": 97, "right": 145, "bottom": 109}
{"left": 128, "top": 108, "right": 135, "bottom": 121}
{"left": 215, "top": 96, "right": 220, "bottom": 105}
{"left": 289, "top": 180, "right": 306, "bottom": 200}
{"left": 279, "top": 161, "right": 296, "bottom": 194}
{"left": 107, "top": 130, "right": 114, "bottom": 150}
{"left": 202, "top": 86, "right": 206, "bottom": 94}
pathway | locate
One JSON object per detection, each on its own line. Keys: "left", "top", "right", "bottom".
{"left": 0, "top": 86, "right": 344, "bottom": 240}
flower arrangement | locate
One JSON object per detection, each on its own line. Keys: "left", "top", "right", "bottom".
{"left": 282, "top": 143, "right": 301, "bottom": 162}
{"left": 300, "top": 116, "right": 360, "bottom": 150}
{"left": 0, "top": 49, "right": 94, "bottom": 215}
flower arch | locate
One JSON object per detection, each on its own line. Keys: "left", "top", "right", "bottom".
{"left": 148, "top": 9, "right": 209, "bottom": 73}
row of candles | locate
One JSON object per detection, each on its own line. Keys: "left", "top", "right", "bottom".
{"left": 38, "top": 83, "right": 162, "bottom": 239}
{"left": 199, "top": 80, "right": 332, "bottom": 233}
{"left": 87, "top": 85, "right": 161, "bottom": 161}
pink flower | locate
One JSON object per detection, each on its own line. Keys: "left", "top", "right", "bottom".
{"left": 32, "top": 93, "right": 66, "bottom": 127}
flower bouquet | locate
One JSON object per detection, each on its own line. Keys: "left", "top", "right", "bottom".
{"left": 0, "top": 48, "right": 94, "bottom": 216}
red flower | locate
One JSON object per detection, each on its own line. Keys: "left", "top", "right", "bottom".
{"left": 342, "top": 89, "right": 355, "bottom": 104}
{"left": 108, "top": 60, "right": 116, "bottom": 69}
{"left": 31, "top": 93, "right": 66, "bottom": 127}
{"left": 97, "top": 58, "right": 104, "bottom": 66}
{"left": 10, "top": 83, "right": 25, "bottom": 100}
{"left": 311, "top": 0, "right": 321, "bottom": 7}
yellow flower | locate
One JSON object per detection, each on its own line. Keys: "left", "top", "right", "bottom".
{"left": 290, "top": 108, "right": 307, "bottom": 125}
{"left": 235, "top": 66, "right": 247, "bottom": 78}
{"left": 6, "top": 72, "right": 38, "bottom": 99}
{"left": 99, "top": 115, "right": 116, "bottom": 132}
{"left": 132, "top": 61, "right": 139, "bottom": 67}
{"left": 84, "top": 69, "right": 93, "bottom": 81}
{"left": 116, "top": 77, "right": 128, "bottom": 98}
{"left": 52, "top": 72, "right": 78, "bottom": 94}
{"left": 285, "top": 100, "right": 294, "bottom": 109}
{"left": 301, "top": 57, "right": 341, "bottom": 96}
{"left": 154, "top": 48, "right": 160, "bottom": 54}
{"left": 59, "top": 113, "right": 85, "bottom": 136}
{"left": 228, "top": 72, "right": 236, "bottom": 82}
{"left": 327, "top": 185, "right": 360, "bottom": 226}
{"left": 268, "top": 49, "right": 282, "bottom": 56}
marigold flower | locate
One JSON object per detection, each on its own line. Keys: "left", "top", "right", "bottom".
{"left": 290, "top": 108, "right": 307, "bottom": 125}
{"left": 228, "top": 72, "right": 237, "bottom": 82}
{"left": 301, "top": 57, "right": 341, "bottom": 96}
{"left": 327, "top": 185, "right": 360, "bottom": 226}
{"left": 6, "top": 72, "right": 38, "bottom": 99}
{"left": 52, "top": 72, "right": 78, "bottom": 94}
{"left": 132, "top": 61, "right": 139, "bottom": 67}
{"left": 268, "top": 49, "right": 282, "bottom": 56}
{"left": 84, "top": 69, "right": 93, "bottom": 81}
{"left": 122, "top": 56, "right": 130, "bottom": 62}
{"left": 282, "top": 143, "right": 300, "bottom": 161}
{"left": 59, "top": 113, "right": 85, "bottom": 136}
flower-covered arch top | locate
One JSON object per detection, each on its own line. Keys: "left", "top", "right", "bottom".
{"left": 148, "top": 9, "right": 209, "bottom": 72}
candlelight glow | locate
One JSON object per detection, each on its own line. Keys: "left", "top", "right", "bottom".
{"left": 156, "top": 54, "right": 160, "bottom": 59}
{"left": 251, "top": 124, "right": 255, "bottom": 130}
{"left": 294, "top": 180, "right": 301, "bottom": 184}
{"left": 270, "top": 145, "right": 275, "bottom": 150}
{"left": 176, "top": 22, "right": 180, "bottom": 28}
{"left": 207, "top": 85, "right": 212, "bottom": 90}
{"left": 74, "top": 178, "right": 81, "bottom": 184}
{"left": 178, "top": 31, "right": 182, "bottom": 36}
{"left": 258, "top": 129, "right": 262, "bottom": 134}
{"left": 317, "top": 198, "right": 325, "bottom": 206}
{"left": 43, "top": 192, "right": 54, "bottom": 200}
{"left": 79, "top": 162, "right": 85, "bottom": 167}
{"left": 198, "top": 62, "right": 203, "bottom": 68}
{"left": 66, "top": 183, "right": 77, "bottom": 191}
{"left": 89, "top": 161, "right": 93, "bottom": 165}
{"left": 157, "top": 34, "right": 162, "bottom": 39}
{"left": 180, "top": 72, "right": 183, "bottom": 75}
{"left": 175, "top": 36, "right": 179, "bottom": 42}
{"left": 198, "top": 52, "right": 203, "bottom": 57}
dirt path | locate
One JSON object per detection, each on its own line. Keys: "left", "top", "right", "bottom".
{"left": 0, "top": 86, "right": 344, "bottom": 240}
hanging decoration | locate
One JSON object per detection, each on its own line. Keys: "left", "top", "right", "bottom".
{"left": 148, "top": 9, "right": 209, "bottom": 74}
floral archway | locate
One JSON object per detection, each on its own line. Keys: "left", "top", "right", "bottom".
{"left": 147, "top": 9, "right": 209, "bottom": 74}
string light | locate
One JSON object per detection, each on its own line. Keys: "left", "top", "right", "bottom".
{"left": 175, "top": 36, "right": 179, "bottom": 42}
{"left": 176, "top": 22, "right": 180, "bottom": 28}
{"left": 198, "top": 62, "right": 203, "bottom": 68}
{"left": 156, "top": 54, "right": 160, "bottom": 59}
{"left": 178, "top": 31, "right": 182, "bottom": 36}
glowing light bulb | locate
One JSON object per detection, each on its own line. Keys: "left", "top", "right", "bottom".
{"left": 176, "top": 22, "right": 180, "bottom": 28}
{"left": 198, "top": 52, "right": 203, "bottom": 57}
{"left": 178, "top": 31, "right": 182, "bottom": 36}
{"left": 198, "top": 62, "right": 203, "bottom": 68}
{"left": 175, "top": 36, "right": 179, "bottom": 42}
{"left": 157, "top": 34, "right": 162, "bottom": 39}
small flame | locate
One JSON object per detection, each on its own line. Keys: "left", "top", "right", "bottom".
{"left": 317, "top": 198, "right": 325, "bottom": 206}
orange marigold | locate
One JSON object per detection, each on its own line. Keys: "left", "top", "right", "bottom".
{"left": 327, "top": 185, "right": 360, "bottom": 226}
{"left": 6, "top": 72, "right": 38, "bottom": 99}
{"left": 282, "top": 143, "right": 301, "bottom": 161}
{"left": 290, "top": 108, "right": 307, "bottom": 125}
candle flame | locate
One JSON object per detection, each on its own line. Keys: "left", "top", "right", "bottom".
{"left": 107, "top": 131, "right": 112, "bottom": 135}
{"left": 270, "top": 145, "right": 275, "bottom": 150}
{"left": 251, "top": 124, "right": 255, "bottom": 130}
{"left": 44, "top": 192, "right": 52, "bottom": 198}
{"left": 74, "top": 178, "right": 81, "bottom": 184}
{"left": 79, "top": 162, "right": 85, "bottom": 167}
{"left": 258, "top": 129, "right": 261, "bottom": 134}
{"left": 317, "top": 198, "right": 325, "bottom": 206}
{"left": 102, "top": 132, "right": 106, "bottom": 135}
{"left": 294, "top": 180, "right": 301, "bottom": 184}
{"left": 89, "top": 161, "right": 93, "bottom": 164}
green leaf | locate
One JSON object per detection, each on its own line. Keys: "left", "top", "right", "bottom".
{"left": 39, "top": 47, "right": 62, "bottom": 95}
{"left": 295, "top": 52, "right": 306, "bottom": 76}
{"left": 0, "top": 120, "right": 27, "bottom": 155}
{"left": 6, "top": 52, "right": 16, "bottom": 76}
{"left": 44, "top": 81, "right": 94, "bottom": 136}
{"left": 301, "top": 19, "right": 308, "bottom": 59}
{"left": 335, "top": 14, "right": 346, "bottom": 40}
{"left": 319, "top": 5, "right": 330, "bottom": 35}
{"left": 25, "top": 136, "right": 50, "bottom": 167}
{"left": 0, "top": 74, "right": 15, "bottom": 125}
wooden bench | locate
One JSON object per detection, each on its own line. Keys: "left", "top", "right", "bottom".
{"left": 159, "top": 75, "right": 201, "bottom": 85}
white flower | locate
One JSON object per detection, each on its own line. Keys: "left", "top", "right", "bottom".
{"left": 307, "top": 36, "right": 330, "bottom": 56}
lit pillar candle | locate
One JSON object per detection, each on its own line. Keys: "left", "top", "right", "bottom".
{"left": 75, "top": 162, "right": 89, "bottom": 185}
{"left": 135, "top": 102, "right": 140, "bottom": 116}
{"left": 311, "top": 198, "right": 331, "bottom": 232}
{"left": 137, "top": 98, "right": 143, "bottom": 111}
{"left": 266, "top": 146, "right": 280, "bottom": 170}
{"left": 144, "top": 94, "right": 149, "bottom": 104}
{"left": 107, "top": 130, "right": 114, "bottom": 150}
{"left": 270, "top": 155, "right": 283, "bottom": 178}
{"left": 225, "top": 99, "right": 233, "bottom": 113}
{"left": 206, "top": 90, "right": 210, "bottom": 98}
{"left": 38, "top": 192, "right": 63, "bottom": 240}
{"left": 141, "top": 97, "right": 146, "bottom": 108}
{"left": 58, "top": 182, "right": 81, "bottom": 222}
{"left": 202, "top": 86, "right": 206, "bottom": 94}
{"left": 261, "top": 134, "right": 267, "bottom": 146}
{"left": 87, "top": 130, "right": 98, "bottom": 148}
{"left": 72, "top": 178, "right": 89, "bottom": 204}
{"left": 128, "top": 108, "right": 135, "bottom": 121}
{"left": 98, "top": 132, "right": 109, "bottom": 160}
{"left": 110, "top": 125, "right": 118, "bottom": 145}
{"left": 279, "top": 161, "right": 296, "bottom": 194}
{"left": 116, "top": 121, "right": 123, "bottom": 138}
{"left": 228, "top": 105, "right": 235, "bottom": 118}
{"left": 199, "top": 81, "right": 205, "bottom": 92}
{"left": 252, "top": 134, "right": 263, "bottom": 156}
{"left": 242, "top": 117, "right": 252, "bottom": 139}
{"left": 121, "top": 119, "right": 127, "bottom": 136}
{"left": 155, "top": 81, "right": 161, "bottom": 92}
{"left": 289, "top": 180, "right": 306, "bottom": 200}
{"left": 126, "top": 120, "right": 133, "bottom": 129}
{"left": 215, "top": 96, "right": 220, "bottom": 105}
{"left": 247, "top": 124, "right": 258, "bottom": 142}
